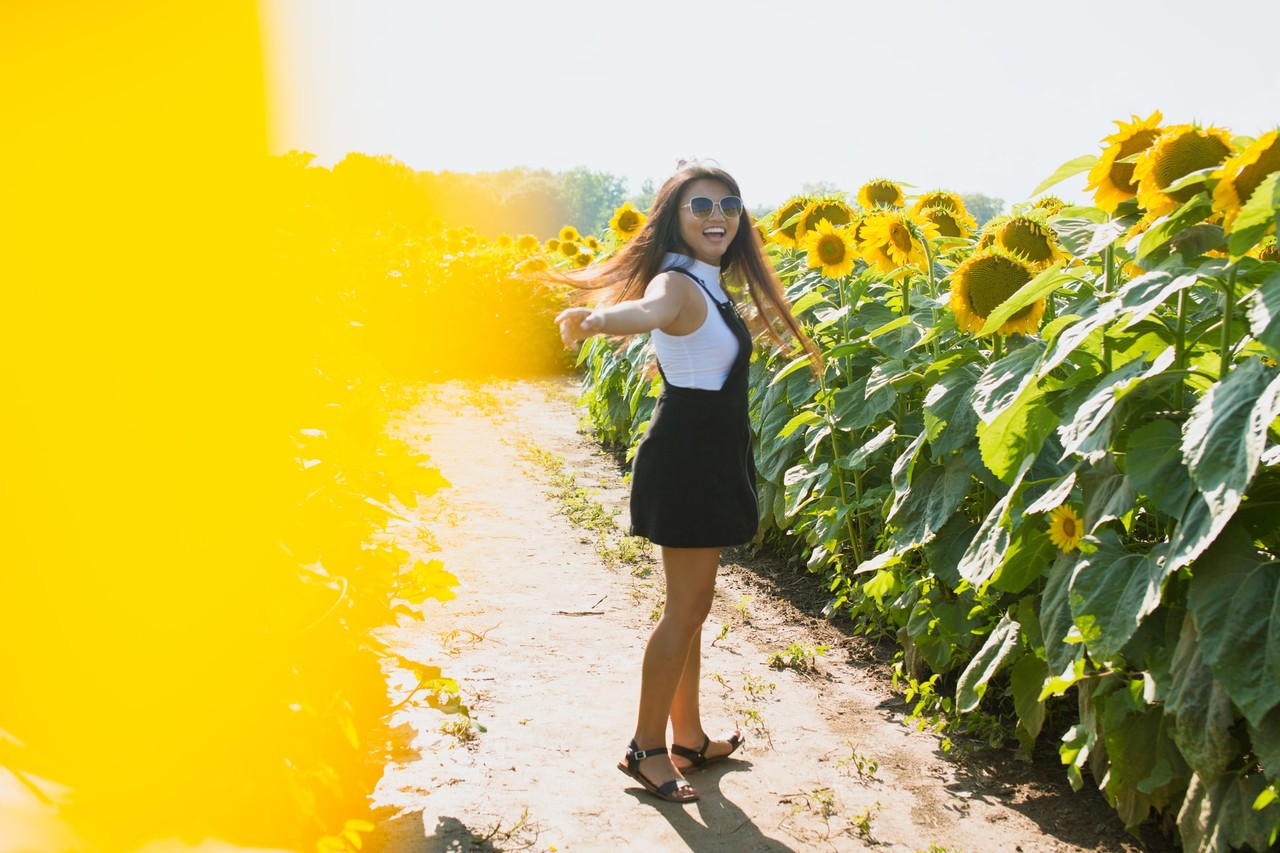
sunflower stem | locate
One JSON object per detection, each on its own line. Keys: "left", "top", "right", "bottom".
{"left": 1102, "top": 243, "right": 1115, "bottom": 372}
{"left": 992, "top": 334, "right": 1004, "bottom": 362}
{"left": 817, "top": 363, "right": 861, "bottom": 565}
{"left": 1219, "top": 266, "right": 1237, "bottom": 381}
{"left": 1174, "top": 288, "right": 1189, "bottom": 411}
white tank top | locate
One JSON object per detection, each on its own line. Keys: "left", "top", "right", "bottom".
{"left": 648, "top": 253, "right": 739, "bottom": 390}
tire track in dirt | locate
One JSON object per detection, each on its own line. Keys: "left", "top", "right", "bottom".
{"left": 369, "top": 379, "right": 1147, "bottom": 853}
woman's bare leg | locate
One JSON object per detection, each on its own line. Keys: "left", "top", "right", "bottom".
{"left": 670, "top": 625, "right": 739, "bottom": 770}
{"left": 629, "top": 546, "right": 720, "bottom": 790}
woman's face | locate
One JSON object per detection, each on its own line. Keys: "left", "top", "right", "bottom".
{"left": 677, "top": 178, "right": 741, "bottom": 266}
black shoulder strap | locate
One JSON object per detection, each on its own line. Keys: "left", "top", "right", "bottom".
{"left": 661, "top": 266, "right": 723, "bottom": 304}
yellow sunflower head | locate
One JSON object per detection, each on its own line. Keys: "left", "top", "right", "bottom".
{"left": 1047, "top": 505, "right": 1084, "bottom": 552}
{"left": 584, "top": 235, "right": 601, "bottom": 251}
{"left": 1031, "top": 196, "right": 1067, "bottom": 217}
{"left": 496, "top": 233, "right": 513, "bottom": 249}
{"left": 770, "top": 196, "right": 811, "bottom": 248}
{"left": 514, "top": 257, "right": 549, "bottom": 275}
{"left": 911, "top": 190, "right": 963, "bottom": 215}
{"left": 858, "top": 210, "right": 929, "bottom": 276}
{"left": 948, "top": 247, "right": 1044, "bottom": 336}
{"left": 516, "top": 234, "right": 540, "bottom": 253}
{"left": 559, "top": 225, "right": 581, "bottom": 243}
{"left": 1134, "top": 123, "right": 1235, "bottom": 218}
{"left": 572, "top": 251, "right": 592, "bottom": 268}
{"left": 1212, "top": 129, "right": 1280, "bottom": 234}
{"left": 918, "top": 205, "right": 974, "bottom": 239}
{"left": 801, "top": 218, "right": 858, "bottom": 279}
{"left": 1249, "top": 236, "right": 1280, "bottom": 263}
{"left": 559, "top": 240, "right": 580, "bottom": 258}
{"left": 756, "top": 220, "right": 773, "bottom": 245}
{"left": 795, "top": 198, "right": 856, "bottom": 241}
{"left": 544, "top": 238, "right": 560, "bottom": 253}
{"left": 995, "top": 213, "right": 1067, "bottom": 269}
{"left": 857, "top": 178, "right": 905, "bottom": 209}
{"left": 609, "top": 202, "right": 647, "bottom": 241}
{"left": 1086, "top": 110, "right": 1164, "bottom": 212}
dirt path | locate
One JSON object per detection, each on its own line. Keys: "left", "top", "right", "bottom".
{"left": 369, "top": 379, "right": 1149, "bottom": 853}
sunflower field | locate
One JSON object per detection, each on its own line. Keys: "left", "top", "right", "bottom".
{"left": 573, "top": 115, "right": 1280, "bottom": 850}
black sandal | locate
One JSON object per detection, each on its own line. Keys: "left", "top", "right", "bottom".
{"left": 671, "top": 730, "right": 745, "bottom": 771}
{"left": 617, "top": 739, "right": 699, "bottom": 803}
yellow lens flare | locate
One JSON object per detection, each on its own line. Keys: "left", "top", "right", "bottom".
{"left": 1134, "top": 123, "right": 1234, "bottom": 218}
{"left": 801, "top": 218, "right": 859, "bottom": 279}
{"left": 1213, "top": 128, "right": 1280, "bottom": 233}
{"left": 948, "top": 248, "right": 1045, "bottom": 336}
{"left": 1086, "top": 110, "right": 1164, "bottom": 212}
{"left": 1047, "top": 505, "right": 1084, "bottom": 552}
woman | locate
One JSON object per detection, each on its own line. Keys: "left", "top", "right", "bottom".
{"left": 555, "top": 162, "right": 817, "bottom": 804}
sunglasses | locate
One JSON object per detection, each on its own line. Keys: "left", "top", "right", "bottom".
{"left": 684, "top": 195, "right": 744, "bottom": 220}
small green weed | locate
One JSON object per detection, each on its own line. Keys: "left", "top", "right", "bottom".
{"left": 767, "top": 641, "right": 829, "bottom": 672}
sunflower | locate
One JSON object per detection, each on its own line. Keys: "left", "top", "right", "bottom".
{"left": 559, "top": 240, "right": 580, "bottom": 258}
{"left": 756, "top": 220, "right": 773, "bottom": 245}
{"left": 801, "top": 218, "right": 858, "bottom": 279}
{"left": 544, "top": 238, "right": 560, "bottom": 253}
{"left": 1250, "top": 236, "right": 1280, "bottom": 262}
{"left": 496, "top": 233, "right": 513, "bottom": 249}
{"left": 995, "top": 213, "right": 1068, "bottom": 269}
{"left": 1047, "top": 505, "right": 1084, "bottom": 552}
{"left": 976, "top": 215, "right": 1006, "bottom": 251}
{"left": 948, "top": 247, "right": 1044, "bottom": 336}
{"left": 572, "top": 251, "right": 592, "bottom": 268}
{"left": 770, "top": 196, "right": 811, "bottom": 248}
{"left": 516, "top": 234, "right": 540, "bottom": 252}
{"left": 584, "top": 235, "right": 601, "bottom": 251}
{"left": 857, "top": 178, "right": 905, "bottom": 209}
{"left": 918, "top": 206, "right": 972, "bottom": 239}
{"left": 859, "top": 210, "right": 931, "bottom": 275}
{"left": 910, "top": 190, "right": 959, "bottom": 215}
{"left": 1031, "top": 196, "right": 1067, "bottom": 217}
{"left": 514, "top": 257, "right": 549, "bottom": 274}
{"left": 1086, "top": 111, "right": 1164, "bottom": 212}
{"left": 609, "top": 202, "right": 647, "bottom": 241}
{"left": 795, "top": 198, "right": 856, "bottom": 242}
{"left": 1212, "top": 129, "right": 1280, "bottom": 234}
{"left": 1134, "top": 124, "right": 1235, "bottom": 218}
{"left": 559, "top": 225, "right": 581, "bottom": 243}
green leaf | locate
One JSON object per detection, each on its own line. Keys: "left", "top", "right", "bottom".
{"left": 1177, "top": 770, "right": 1278, "bottom": 853}
{"left": 1039, "top": 301, "right": 1124, "bottom": 377}
{"left": 1030, "top": 154, "right": 1098, "bottom": 197}
{"left": 789, "top": 288, "right": 832, "bottom": 316}
{"left": 1166, "top": 612, "right": 1240, "bottom": 779}
{"left": 1100, "top": 680, "right": 1187, "bottom": 831}
{"left": 972, "top": 342, "right": 1045, "bottom": 423}
{"left": 1182, "top": 359, "right": 1279, "bottom": 528}
{"left": 1248, "top": 705, "right": 1280, "bottom": 779}
{"left": 956, "top": 613, "right": 1021, "bottom": 713}
{"left": 1115, "top": 269, "right": 1200, "bottom": 331}
{"left": 976, "top": 263, "right": 1070, "bottom": 336}
{"left": 1011, "top": 651, "right": 1050, "bottom": 755}
{"left": 1246, "top": 267, "right": 1280, "bottom": 355}
{"left": 1228, "top": 171, "right": 1280, "bottom": 258}
{"left": 991, "top": 523, "right": 1058, "bottom": 594}
{"left": 886, "top": 452, "right": 972, "bottom": 549}
{"left": 957, "top": 455, "right": 1035, "bottom": 587}
{"left": 1136, "top": 192, "right": 1216, "bottom": 260}
{"left": 1058, "top": 347, "right": 1175, "bottom": 463}
{"left": 923, "top": 513, "right": 978, "bottom": 591}
{"left": 838, "top": 423, "right": 895, "bottom": 472}
{"left": 1068, "top": 530, "right": 1167, "bottom": 662}
{"left": 1040, "top": 550, "right": 1084, "bottom": 677}
{"left": 770, "top": 353, "right": 816, "bottom": 387}
{"left": 777, "top": 410, "right": 823, "bottom": 439}
{"left": 1024, "top": 471, "right": 1077, "bottom": 515}
{"left": 925, "top": 364, "right": 982, "bottom": 454}
{"left": 1187, "top": 524, "right": 1280, "bottom": 728}
{"left": 978, "top": 379, "right": 1060, "bottom": 483}
{"left": 1125, "top": 419, "right": 1195, "bottom": 517}
{"left": 1080, "top": 457, "right": 1136, "bottom": 533}
{"left": 1054, "top": 216, "right": 1131, "bottom": 259}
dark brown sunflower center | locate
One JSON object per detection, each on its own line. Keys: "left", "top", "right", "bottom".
{"left": 999, "top": 220, "right": 1053, "bottom": 263}
{"left": 922, "top": 193, "right": 958, "bottom": 213}
{"left": 1154, "top": 132, "right": 1232, "bottom": 202}
{"left": 1111, "top": 129, "right": 1161, "bottom": 192}
{"left": 618, "top": 211, "right": 640, "bottom": 232}
{"left": 867, "top": 183, "right": 899, "bottom": 206}
{"left": 817, "top": 234, "right": 845, "bottom": 264}
{"left": 809, "top": 203, "right": 852, "bottom": 228}
{"left": 928, "top": 209, "right": 962, "bottom": 237}
{"left": 890, "top": 223, "right": 912, "bottom": 253}
{"left": 964, "top": 255, "right": 1032, "bottom": 318}
{"left": 777, "top": 202, "right": 806, "bottom": 238}
{"left": 1061, "top": 515, "right": 1077, "bottom": 538}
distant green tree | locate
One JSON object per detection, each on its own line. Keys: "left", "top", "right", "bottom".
{"left": 961, "top": 192, "right": 1005, "bottom": 227}
{"left": 558, "top": 167, "right": 628, "bottom": 236}
{"left": 627, "top": 178, "right": 657, "bottom": 215}
{"left": 800, "top": 180, "right": 843, "bottom": 197}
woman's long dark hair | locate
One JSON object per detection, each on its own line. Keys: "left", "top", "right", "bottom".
{"left": 568, "top": 161, "right": 820, "bottom": 365}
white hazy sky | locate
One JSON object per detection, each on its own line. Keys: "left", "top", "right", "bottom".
{"left": 262, "top": 0, "right": 1280, "bottom": 211}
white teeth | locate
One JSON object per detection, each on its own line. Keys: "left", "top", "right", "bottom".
{"left": 704, "top": 227, "right": 725, "bottom": 236}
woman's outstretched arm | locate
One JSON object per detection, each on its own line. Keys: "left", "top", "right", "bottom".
{"left": 555, "top": 273, "right": 687, "bottom": 347}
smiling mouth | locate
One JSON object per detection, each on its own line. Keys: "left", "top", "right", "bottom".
{"left": 703, "top": 227, "right": 726, "bottom": 238}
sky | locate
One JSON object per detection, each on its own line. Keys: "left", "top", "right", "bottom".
{"left": 262, "top": 0, "right": 1280, "bottom": 212}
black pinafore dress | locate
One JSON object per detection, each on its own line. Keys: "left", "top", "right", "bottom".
{"left": 629, "top": 268, "right": 758, "bottom": 548}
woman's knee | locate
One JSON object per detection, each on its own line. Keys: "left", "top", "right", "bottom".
{"left": 661, "top": 595, "right": 713, "bottom": 634}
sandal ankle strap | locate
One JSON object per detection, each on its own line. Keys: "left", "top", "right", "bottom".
{"left": 630, "top": 745, "right": 668, "bottom": 761}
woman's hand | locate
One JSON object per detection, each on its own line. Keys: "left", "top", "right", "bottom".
{"left": 555, "top": 307, "right": 604, "bottom": 348}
